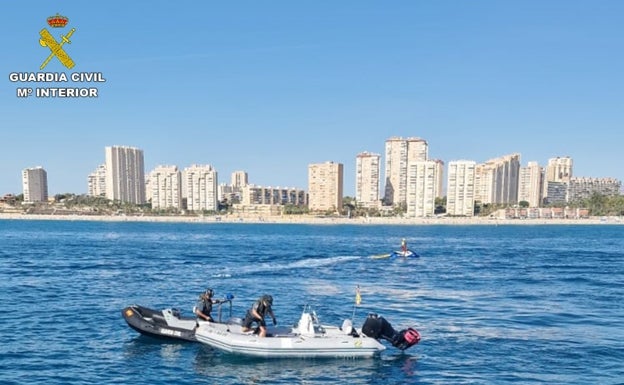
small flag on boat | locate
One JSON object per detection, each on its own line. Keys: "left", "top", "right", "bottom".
{"left": 355, "top": 285, "right": 361, "bottom": 305}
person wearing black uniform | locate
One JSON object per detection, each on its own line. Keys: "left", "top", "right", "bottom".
{"left": 241, "top": 294, "right": 276, "bottom": 337}
{"left": 195, "top": 288, "right": 217, "bottom": 322}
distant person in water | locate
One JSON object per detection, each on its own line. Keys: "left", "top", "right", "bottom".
{"left": 401, "top": 238, "right": 408, "bottom": 254}
{"left": 241, "top": 294, "right": 276, "bottom": 337}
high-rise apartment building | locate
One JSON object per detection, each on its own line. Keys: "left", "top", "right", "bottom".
{"left": 518, "top": 161, "right": 544, "bottom": 207}
{"left": 355, "top": 152, "right": 381, "bottom": 209}
{"left": 447, "top": 160, "right": 476, "bottom": 216}
{"left": 546, "top": 156, "right": 573, "bottom": 183}
{"left": 105, "top": 146, "right": 146, "bottom": 204}
{"left": 221, "top": 170, "right": 248, "bottom": 204}
{"left": 432, "top": 159, "right": 445, "bottom": 199}
{"left": 544, "top": 156, "right": 573, "bottom": 200}
{"left": 149, "top": 165, "right": 182, "bottom": 210}
{"left": 474, "top": 163, "right": 492, "bottom": 204}
{"left": 474, "top": 153, "right": 520, "bottom": 205}
{"left": 218, "top": 183, "right": 235, "bottom": 203}
{"left": 383, "top": 137, "right": 428, "bottom": 206}
{"left": 22, "top": 166, "right": 48, "bottom": 203}
{"left": 231, "top": 171, "right": 248, "bottom": 188}
{"left": 406, "top": 160, "right": 439, "bottom": 217}
{"left": 184, "top": 164, "right": 218, "bottom": 212}
{"left": 87, "top": 164, "right": 107, "bottom": 197}
{"left": 308, "top": 161, "right": 343, "bottom": 213}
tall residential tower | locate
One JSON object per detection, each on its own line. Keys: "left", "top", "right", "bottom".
{"left": 105, "top": 146, "right": 146, "bottom": 204}
{"left": 87, "top": 164, "right": 107, "bottom": 197}
{"left": 474, "top": 153, "right": 520, "bottom": 205}
{"left": 546, "top": 156, "right": 573, "bottom": 183}
{"left": 308, "top": 161, "right": 343, "bottom": 213}
{"left": 383, "top": 137, "right": 428, "bottom": 206}
{"left": 518, "top": 161, "right": 544, "bottom": 207}
{"left": 406, "top": 160, "right": 440, "bottom": 217}
{"left": 184, "top": 164, "right": 218, "bottom": 212}
{"left": 149, "top": 165, "right": 182, "bottom": 210}
{"left": 355, "top": 152, "right": 381, "bottom": 209}
{"left": 447, "top": 160, "right": 476, "bottom": 216}
{"left": 22, "top": 166, "right": 48, "bottom": 203}
{"left": 231, "top": 171, "right": 249, "bottom": 188}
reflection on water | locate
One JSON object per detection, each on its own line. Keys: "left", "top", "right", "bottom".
{"left": 121, "top": 325, "right": 421, "bottom": 384}
{"left": 123, "top": 336, "right": 188, "bottom": 359}
{"left": 123, "top": 336, "right": 419, "bottom": 384}
{"left": 192, "top": 344, "right": 399, "bottom": 385}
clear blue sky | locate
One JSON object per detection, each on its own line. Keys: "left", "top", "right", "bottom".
{"left": 2, "top": 1, "right": 623, "bottom": 197}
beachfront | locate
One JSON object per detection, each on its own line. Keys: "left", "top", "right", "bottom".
{"left": 0, "top": 212, "right": 620, "bottom": 225}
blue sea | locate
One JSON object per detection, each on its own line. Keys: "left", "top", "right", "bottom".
{"left": 1, "top": 220, "right": 622, "bottom": 385}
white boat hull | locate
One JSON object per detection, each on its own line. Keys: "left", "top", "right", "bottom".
{"left": 196, "top": 320, "right": 385, "bottom": 358}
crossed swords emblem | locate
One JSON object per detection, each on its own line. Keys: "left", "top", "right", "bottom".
{"left": 39, "top": 28, "right": 76, "bottom": 70}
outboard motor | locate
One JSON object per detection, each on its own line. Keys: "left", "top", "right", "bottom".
{"left": 361, "top": 313, "right": 421, "bottom": 351}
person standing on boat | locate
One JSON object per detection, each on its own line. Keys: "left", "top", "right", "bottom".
{"left": 195, "top": 288, "right": 217, "bottom": 322}
{"left": 401, "top": 238, "right": 408, "bottom": 255}
{"left": 241, "top": 294, "right": 276, "bottom": 337}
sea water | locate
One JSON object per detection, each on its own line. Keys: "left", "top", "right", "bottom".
{"left": 0, "top": 220, "right": 622, "bottom": 384}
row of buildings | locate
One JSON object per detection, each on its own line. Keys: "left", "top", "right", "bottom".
{"left": 87, "top": 146, "right": 221, "bottom": 212}
{"left": 355, "top": 139, "right": 619, "bottom": 216}
{"left": 20, "top": 140, "right": 622, "bottom": 217}
{"left": 82, "top": 146, "right": 308, "bottom": 213}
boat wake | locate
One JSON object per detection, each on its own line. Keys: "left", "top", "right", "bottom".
{"left": 214, "top": 255, "right": 361, "bottom": 277}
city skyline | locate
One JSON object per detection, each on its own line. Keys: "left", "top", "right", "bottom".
{"left": 2, "top": 2, "right": 623, "bottom": 196}
{"left": 7, "top": 139, "right": 623, "bottom": 201}
{"left": 18, "top": 143, "right": 621, "bottom": 204}
{"left": 19, "top": 146, "right": 621, "bottom": 219}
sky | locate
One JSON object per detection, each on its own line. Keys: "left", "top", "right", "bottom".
{"left": 2, "top": 1, "right": 623, "bottom": 197}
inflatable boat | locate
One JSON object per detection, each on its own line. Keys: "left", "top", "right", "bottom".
{"left": 195, "top": 305, "right": 420, "bottom": 358}
{"left": 122, "top": 305, "right": 198, "bottom": 342}
{"left": 122, "top": 295, "right": 234, "bottom": 342}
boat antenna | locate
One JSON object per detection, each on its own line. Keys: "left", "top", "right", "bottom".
{"left": 352, "top": 285, "right": 362, "bottom": 320}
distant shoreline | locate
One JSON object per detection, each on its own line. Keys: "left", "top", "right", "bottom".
{"left": 0, "top": 212, "right": 621, "bottom": 225}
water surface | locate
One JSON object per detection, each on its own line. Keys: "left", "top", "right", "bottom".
{"left": 1, "top": 221, "right": 622, "bottom": 384}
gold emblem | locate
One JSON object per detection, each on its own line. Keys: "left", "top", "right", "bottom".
{"left": 39, "top": 14, "right": 76, "bottom": 70}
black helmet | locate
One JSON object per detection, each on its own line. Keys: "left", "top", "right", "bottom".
{"left": 261, "top": 294, "right": 273, "bottom": 306}
{"left": 204, "top": 288, "right": 214, "bottom": 298}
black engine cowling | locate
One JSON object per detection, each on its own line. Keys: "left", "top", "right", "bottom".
{"left": 361, "top": 313, "right": 421, "bottom": 350}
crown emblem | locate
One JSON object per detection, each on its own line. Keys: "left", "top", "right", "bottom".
{"left": 47, "top": 13, "right": 69, "bottom": 28}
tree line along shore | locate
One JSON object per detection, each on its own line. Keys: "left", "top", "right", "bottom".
{"left": 1, "top": 192, "right": 622, "bottom": 225}
{"left": 0, "top": 212, "right": 621, "bottom": 226}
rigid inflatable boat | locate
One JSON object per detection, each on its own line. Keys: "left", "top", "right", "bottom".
{"left": 195, "top": 305, "right": 420, "bottom": 358}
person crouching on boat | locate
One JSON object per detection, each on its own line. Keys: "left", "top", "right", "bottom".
{"left": 195, "top": 288, "right": 217, "bottom": 322}
{"left": 241, "top": 294, "right": 277, "bottom": 337}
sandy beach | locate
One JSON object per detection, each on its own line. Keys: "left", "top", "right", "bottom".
{"left": 0, "top": 212, "right": 620, "bottom": 225}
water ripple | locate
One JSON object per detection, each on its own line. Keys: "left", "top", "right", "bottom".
{"left": 1, "top": 221, "right": 623, "bottom": 384}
